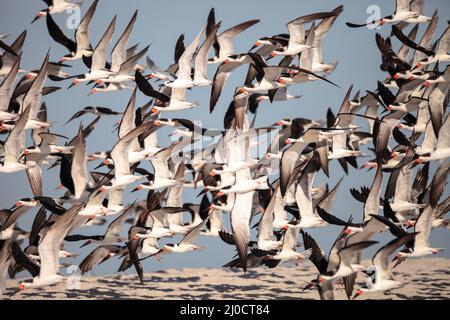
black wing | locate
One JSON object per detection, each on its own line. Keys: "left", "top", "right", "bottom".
{"left": 12, "top": 242, "right": 40, "bottom": 277}
{"left": 392, "top": 25, "right": 435, "bottom": 57}
{"left": 135, "top": 70, "right": 170, "bottom": 103}
{"left": 218, "top": 230, "right": 235, "bottom": 245}
{"left": 0, "top": 39, "right": 18, "bottom": 56}
{"left": 46, "top": 14, "right": 77, "bottom": 53}
{"left": 301, "top": 230, "right": 328, "bottom": 273}
{"left": 316, "top": 207, "right": 361, "bottom": 227}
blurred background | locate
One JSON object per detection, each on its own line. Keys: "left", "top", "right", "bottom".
{"left": 0, "top": 0, "right": 449, "bottom": 278}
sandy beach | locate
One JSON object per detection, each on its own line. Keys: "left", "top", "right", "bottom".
{"left": 4, "top": 257, "right": 449, "bottom": 300}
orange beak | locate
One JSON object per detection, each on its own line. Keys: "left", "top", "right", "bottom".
{"left": 393, "top": 74, "right": 400, "bottom": 80}
{"left": 18, "top": 283, "right": 26, "bottom": 290}
{"left": 91, "top": 88, "right": 97, "bottom": 94}
{"left": 217, "top": 191, "right": 224, "bottom": 197}
{"left": 271, "top": 51, "right": 278, "bottom": 57}
{"left": 277, "top": 78, "right": 286, "bottom": 84}
{"left": 406, "top": 220, "right": 416, "bottom": 227}
{"left": 423, "top": 81, "right": 430, "bottom": 87}
{"left": 151, "top": 108, "right": 159, "bottom": 115}
{"left": 94, "top": 79, "right": 103, "bottom": 84}
{"left": 255, "top": 41, "right": 262, "bottom": 46}
{"left": 238, "top": 87, "right": 247, "bottom": 94}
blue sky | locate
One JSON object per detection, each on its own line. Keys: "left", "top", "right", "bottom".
{"left": 0, "top": 0, "right": 449, "bottom": 277}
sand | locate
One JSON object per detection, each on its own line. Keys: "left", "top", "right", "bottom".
{"left": 3, "top": 258, "right": 450, "bottom": 300}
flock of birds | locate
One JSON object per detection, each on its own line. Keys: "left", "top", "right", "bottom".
{"left": 0, "top": 0, "right": 449, "bottom": 300}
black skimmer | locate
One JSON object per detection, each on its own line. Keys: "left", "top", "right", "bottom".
{"left": 18, "top": 203, "right": 83, "bottom": 290}
{"left": 44, "top": 0, "right": 98, "bottom": 62}
{"left": 346, "top": 0, "right": 422, "bottom": 28}
{"left": 207, "top": 10, "right": 259, "bottom": 64}
{"left": 32, "top": 0, "right": 83, "bottom": 23}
